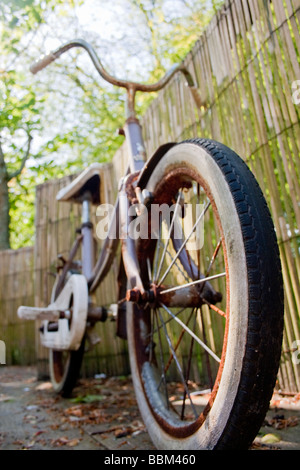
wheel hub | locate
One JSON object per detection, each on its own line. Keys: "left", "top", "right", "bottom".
{"left": 126, "top": 283, "right": 221, "bottom": 309}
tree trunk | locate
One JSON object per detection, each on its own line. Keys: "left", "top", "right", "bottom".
{"left": 0, "top": 166, "right": 10, "bottom": 250}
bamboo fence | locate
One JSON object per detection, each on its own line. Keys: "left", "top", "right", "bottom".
{"left": 138, "top": 0, "right": 300, "bottom": 393}
{"left": 0, "top": 0, "right": 299, "bottom": 392}
{"left": 0, "top": 247, "right": 35, "bottom": 365}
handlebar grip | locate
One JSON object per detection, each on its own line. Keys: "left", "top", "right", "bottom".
{"left": 30, "top": 53, "right": 57, "bottom": 74}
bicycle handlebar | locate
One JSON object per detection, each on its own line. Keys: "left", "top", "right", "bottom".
{"left": 30, "top": 39, "right": 200, "bottom": 98}
{"left": 30, "top": 52, "right": 57, "bottom": 74}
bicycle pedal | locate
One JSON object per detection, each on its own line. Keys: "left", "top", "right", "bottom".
{"left": 18, "top": 305, "right": 60, "bottom": 321}
{"left": 107, "top": 304, "right": 118, "bottom": 321}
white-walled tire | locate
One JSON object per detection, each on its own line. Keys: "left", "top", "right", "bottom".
{"left": 127, "top": 139, "right": 284, "bottom": 449}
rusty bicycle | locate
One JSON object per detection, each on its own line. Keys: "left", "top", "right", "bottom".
{"left": 18, "top": 39, "right": 284, "bottom": 450}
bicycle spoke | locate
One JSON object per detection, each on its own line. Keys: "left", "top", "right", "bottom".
{"left": 157, "top": 200, "right": 211, "bottom": 287}
{"left": 205, "top": 238, "right": 222, "bottom": 277}
{"left": 160, "top": 303, "right": 221, "bottom": 363}
{"left": 159, "top": 272, "right": 226, "bottom": 295}
{"left": 198, "top": 306, "right": 214, "bottom": 390}
{"left": 147, "top": 257, "right": 152, "bottom": 283}
{"left": 197, "top": 183, "right": 201, "bottom": 280}
{"left": 155, "top": 191, "right": 183, "bottom": 283}
{"left": 148, "top": 309, "right": 155, "bottom": 363}
{"left": 157, "top": 307, "right": 198, "bottom": 419}
{"left": 154, "top": 309, "right": 169, "bottom": 408}
{"left": 163, "top": 308, "right": 195, "bottom": 376}
{"left": 199, "top": 237, "right": 226, "bottom": 316}
{"left": 154, "top": 237, "right": 192, "bottom": 285}
{"left": 181, "top": 313, "right": 197, "bottom": 420}
{"left": 145, "top": 307, "right": 187, "bottom": 339}
{"left": 202, "top": 299, "right": 227, "bottom": 318}
{"left": 166, "top": 247, "right": 191, "bottom": 284}
{"left": 152, "top": 216, "right": 162, "bottom": 283}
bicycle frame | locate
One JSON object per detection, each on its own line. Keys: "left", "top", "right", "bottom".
{"left": 30, "top": 38, "right": 204, "bottom": 318}
{"left": 81, "top": 110, "right": 152, "bottom": 303}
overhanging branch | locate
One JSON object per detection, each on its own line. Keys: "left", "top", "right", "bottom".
{"left": 8, "top": 134, "right": 33, "bottom": 180}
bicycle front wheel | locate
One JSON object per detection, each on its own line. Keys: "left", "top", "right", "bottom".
{"left": 127, "top": 138, "right": 284, "bottom": 450}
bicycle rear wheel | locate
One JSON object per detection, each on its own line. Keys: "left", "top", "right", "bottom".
{"left": 49, "top": 337, "right": 85, "bottom": 397}
{"left": 127, "top": 138, "right": 284, "bottom": 449}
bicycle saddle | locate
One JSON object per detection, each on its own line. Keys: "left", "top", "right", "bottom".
{"left": 56, "top": 162, "right": 106, "bottom": 205}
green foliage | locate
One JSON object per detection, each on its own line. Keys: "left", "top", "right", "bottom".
{"left": 0, "top": 0, "right": 224, "bottom": 249}
{"left": 70, "top": 394, "right": 105, "bottom": 403}
{"left": 96, "top": 0, "right": 225, "bottom": 113}
{"left": 0, "top": 0, "right": 82, "bottom": 248}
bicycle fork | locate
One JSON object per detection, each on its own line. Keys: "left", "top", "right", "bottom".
{"left": 117, "top": 116, "right": 222, "bottom": 316}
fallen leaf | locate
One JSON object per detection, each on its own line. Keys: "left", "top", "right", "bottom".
{"left": 35, "top": 382, "right": 53, "bottom": 391}
{"left": 114, "top": 427, "right": 132, "bottom": 438}
{"left": 50, "top": 424, "right": 60, "bottom": 430}
{"left": 66, "top": 438, "right": 80, "bottom": 447}
{"left": 23, "top": 414, "right": 37, "bottom": 424}
{"left": 52, "top": 436, "right": 81, "bottom": 447}
{"left": 0, "top": 394, "right": 14, "bottom": 402}
{"left": 33, "top": 430, "right": 46, "bottom": 437}
{"left": 51, "top": 436, "right": 73, "bottom": 447}
{"left": 90, "top": 409, "right": 104, "bottom": 419}
{"left": 261, "top": 433, "right": 281, "bottom": 444}
{"left": 24, "top": 377, "right": 36, "bottom": 384}
{"left": 12, "top": 440, "right": 24, "bottom": 446}
{"left": 22, "top": 440, "right": 36, "bottom": 449}
{"left": 65, "top": 405, "right": 83, "bottom": 417}
{"left": 70, "top": 394, "right": 104, "bottom": 403}
{"left": 265, "top": 415, "right": 299, "bottom": 429}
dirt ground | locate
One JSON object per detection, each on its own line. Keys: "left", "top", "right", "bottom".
{"left": 0, "top": 365, "right": 300, "bottom": 451}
